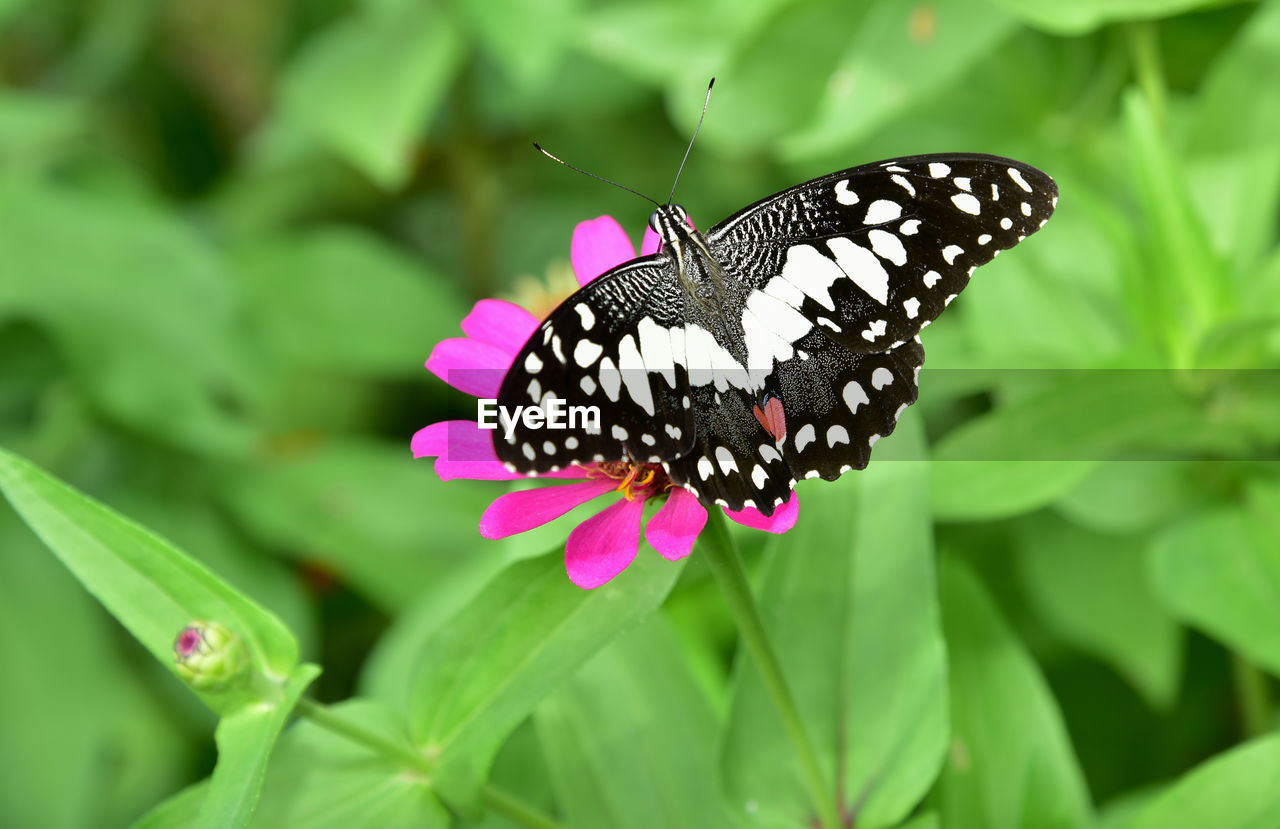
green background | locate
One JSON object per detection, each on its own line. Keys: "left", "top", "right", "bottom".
{"left": 2, "top": 0, "right": 1280, "bottom": 826}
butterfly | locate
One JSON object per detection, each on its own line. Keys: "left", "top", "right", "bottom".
{"left": 492, "top": 152, "right": 1056, "bottom": 516}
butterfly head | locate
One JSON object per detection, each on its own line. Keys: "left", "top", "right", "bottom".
{"left": 648, "top": 203, "right": 694, "bottom": 247}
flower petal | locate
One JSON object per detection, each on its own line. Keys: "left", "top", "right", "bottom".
{"left": 460, "top": 299, "right": 539, "bottom": 357}
{"left": 725, "top": 495, "right": 799, "bottom": 534}
{"left": 645, "top": 488, "right": 707, "bottom": 561}
{"left": 426, "top": 338, "right": 511, "bottom": 398}
{"left": 479, "top": 479, "right": 617, "bottom": 539}
{"left": 412, "top": 420, "right": 588, "bottom": 482}
{"left": 571, "top": 215, "right": 637, "bottom": 286}
{"left": 566, "top": 496, "right": 644, "bottom": 589}
{"left": 640, "top": 226, "right": 662, "bottom": 256}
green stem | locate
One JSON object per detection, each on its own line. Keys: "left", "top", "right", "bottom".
{"left": 295, "top": 698, "right": 434, "bottom": 775}
{"left": 295, "top": 698, "right": 563, "bottom": 829}
{"left": 1126, "top": 21, "right": 1167, "bottom": 131}
{"left": 700, "top": 510, "right": 842, "bottom": 829}
{"left": 1232, "top": 654, "right": 1273, "bottom": 738}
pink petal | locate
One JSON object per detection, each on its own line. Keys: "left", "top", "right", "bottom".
{"left": 571, "top": 216, "right": 637, "bottom": 286}
{"left": 566, "top": 497, "right": 644, "bottom": 589}
{"left": 645, "top": 488, "right": 707, "bottom": 561}
{"left": 725, "top": 495, "right": 799, "bottom": 534}
{"left": 426, "top": 338, "right": 511, "bottom": 398}
{"left": 460, "top": 299, "right": 539, "bottom": 357}
{"left": 479, "top": 479, "right": 617, "bottom": 539}
{"left": 640, "top": 226, "right": 662, "bottom": 256}
{"left": 412, "top": 420, "right": 587, "bottom": 482}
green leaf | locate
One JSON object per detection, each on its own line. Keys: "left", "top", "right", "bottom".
{"left": 933, "top": 369, "right": 1217, "bottom": 459}
{"left": 0, "top": 447, "right": 300, "bottom": 706}
{"left": 1124, "top": 88, "right": 1231, "bottom": 365}
{"left": 781, "top": 0, "right": 1018, "bottom": 157}
{"left": 456, "top": 0, "right": 579, "bottom": 87}
{"left": 1187, "top": 1, "right": 1280, "bottom": 272}
{"left": 279, "top": 4, "right": 463, "bottom": 188}
{"left": 230, "top": 228, "right": 465, "bottom": 377}
{"left": 1118, "top": 733, "right": 1280, "bottom": 829}
{"left": 0, "top": 181, "right": 252, "bottom": 456}
{"left": 937, "top": 559, "right": 1093, "bottom": 829}
{"left": 1015, "top": 513, "right": 1182, "bottom": 709}
{"left": 724, "top": 413, "right": 947, "bottom": 828}
{"left": 1150, "top": 493, "right": 1280, "bottom": 677}
{"left": 201, "top": 664, "right": 321, "bottom": 829}
{"left": 251, "top": 700, "right": 449, "bottom": 828}
{"left": 406, "top": 548, "right": 682, "bottom": 804}
{"left": 220, "top": 439, "right": 495, "bottom": 612}
{"left": 1054, "top": 461, "right": 1204, "bottom": 534}
{"left": 535, "top": 616, "right": 735, "bottom": 829}
{"left": 131, "top": 783, "right": 210, "bottom": 829}
{"left": 980, "top": 0, "right": 1226, "bottom": 34}
{"left": 932, "top": 460, "right": 1098, "bottom": 522}
{"left": 0, "top": 512, "right": 194, "bottom": 829}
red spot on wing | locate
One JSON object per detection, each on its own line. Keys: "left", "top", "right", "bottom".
{"left": 753, "top": 395, "right": 787, "bottom": 443}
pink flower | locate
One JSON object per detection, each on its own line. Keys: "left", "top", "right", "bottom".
{"left": 413, "top": 216, "right": 798, "bottom": 589}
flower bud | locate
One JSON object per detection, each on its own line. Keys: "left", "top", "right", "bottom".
{"left": 173, "top": 621, "right": 249, "bottom": 691}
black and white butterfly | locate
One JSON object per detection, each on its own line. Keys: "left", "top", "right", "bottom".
{"left": 494, "top": 151, "right": 1056, "bottom": 516}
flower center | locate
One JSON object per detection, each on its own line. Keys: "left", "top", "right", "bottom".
{"left": 594, "top": 460, "right": 673, "bottom": 502}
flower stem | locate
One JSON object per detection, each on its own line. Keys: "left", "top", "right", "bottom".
{"left": 294, "top": 698, "right": 563, "bottom": 829}
{"left": 700, "top": 510, "right": 841, "bottom": 829}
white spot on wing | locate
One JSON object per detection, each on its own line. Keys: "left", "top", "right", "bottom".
{"left": 900, "top": 219, "right": 921, "bottom": 235}
{"left": 697, "top": 456, "right": 713, "bottom": 480}
{"left": 953, "top": 176, "right": 971, "bottom": 191}
{"left": 861, "top": 319, "right": 887, "bottom": 342}
{"left": 923, "top": 270, "right": 941, "bottom": 287}
{"left": 942, "top": 245, "right": 963, "bottom": 265}
{"left": 904, "top": 296, "right": 921, "bottom": 318}
{"left": 637, "top": 316, "right": 676, "bottom": 386}
{"left": 751, "top": 464, "right": 768, "bottom": 488}
{"left": 1008, "top": 167, "right": 1032, "bottom": 192}
{"left": 1000, "top": 217, "right": 1013, "bottom": 229}
{"left": 826, "top": 237, "right": 888, "bottom": 304}
{"left": 580, "top": 375, "right": 596, "bottom": 395}
{"left": 616, "top": 334, "right": 654, "bottom": 415}
{"left": 612, "top": 424, "right": 628, "bottom": 440}
{"left": 795, "top": 424, "right": 816, "bottom": 452}
{"left": 524, "top": 353, "right": 542, "bottom": 373}
{"left": 977, "top": 234, "right": 992, "bottom": 245}
{"left": 891, "top": 174, "right": 916, "bottom": 196}
{"left": 827, "top": 425, "right": 850, "bottom": 447}
{"left": 1021, "top": 202, "right": 1031, "bottom": 216}
{"left": 951, "top": 193, "right": 981, "bottom": 215}
{"left": 864, "top": 199, "right": 902, "bottom": 225}
{"left": 782, "top": 243, "right": 844, "bottom": 311}
{"left": 598, "top": 356, "right": 621, "bottom": 401}
{"left": 715, "top": 446, "right": 738, "bottom": 474}
{"left": 871, "top": 367, "right": 894, "bottom": 389}
{"left": 929, "top": 162, "right": 950, "bottom": 178}
{"left": 565, "top": 436, "right": 579, "bottom": 449}
{"left": 574, "top": 339, "right": 603, "bottom": 367}
{"left": 834, "top": 179, "right": 859, "bottom": 205}
{"left": 868, "top": 229, "right": 907, "bottom": 266}
{"left": 574, "top": 303, "right": 595, "bottom": 330}
{"left": 842, "top": 380, "right": 869, "bottom": 413}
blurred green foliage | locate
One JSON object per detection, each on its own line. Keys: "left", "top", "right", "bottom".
{"left": 2, "top": 0, "right": 1280, "bottom": 827}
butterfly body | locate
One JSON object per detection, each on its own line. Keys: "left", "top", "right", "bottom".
{"left": 494, "top": 153, "right": 1057, "bottom": 515}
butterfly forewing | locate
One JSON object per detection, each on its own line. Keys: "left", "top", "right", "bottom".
{"left": 493, "top": 260, "right": 698, "bottom": 471}
{"left": 493, "top": 153, "right": 1057, "bottom": 514}
{"left": 708, "top": 154, "right": 1057, "bottom": 352}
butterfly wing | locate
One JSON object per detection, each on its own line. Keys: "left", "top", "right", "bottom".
{"left": 492, "top": 257, "right": 698, "bottom": 471}
{"left": 708, "top": 153, "right": 1057, "bottom": 352}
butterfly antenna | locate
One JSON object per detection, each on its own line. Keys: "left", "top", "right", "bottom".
{"left": 667, "top": 77, "right": 715, "bottom": 205}
{"left": 532, "top": 142, "right": 661, "bottom": 207}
